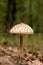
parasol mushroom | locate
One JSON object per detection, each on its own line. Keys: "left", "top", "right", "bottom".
{"left": 10, "top": 23, "right": 34, "bottom": 56}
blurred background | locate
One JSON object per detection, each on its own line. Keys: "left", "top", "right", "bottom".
{"left": 0, "top": 0, "right": 43, "bottom": 51}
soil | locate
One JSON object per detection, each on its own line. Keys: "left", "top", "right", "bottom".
{"left": 0, "top": 46, "right": 43, "bottom": 65}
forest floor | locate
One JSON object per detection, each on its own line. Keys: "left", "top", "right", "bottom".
{"left": 0, "top": 46, "right": 43, "bottom": 65}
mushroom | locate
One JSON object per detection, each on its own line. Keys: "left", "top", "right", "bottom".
{"left": 10, "top": 23, "right": 34, "bottom": 57}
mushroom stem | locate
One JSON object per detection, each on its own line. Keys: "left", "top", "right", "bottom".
{"left": 20, "top": 35, "right": 23, "bottom": 56}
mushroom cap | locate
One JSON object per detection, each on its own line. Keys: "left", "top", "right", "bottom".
{"left": 10, "top": 23, "right": 34, "bottom": 34}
